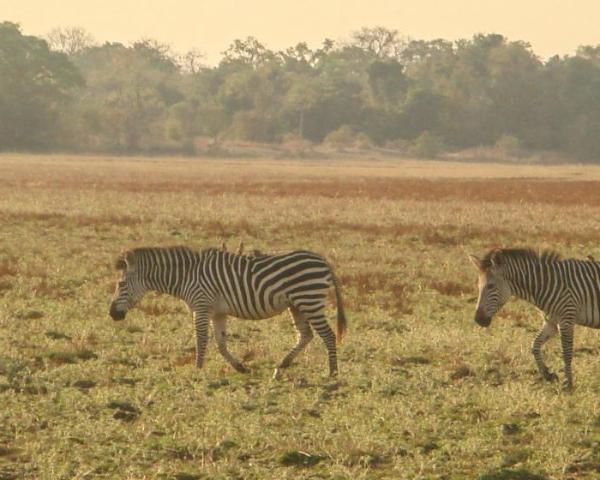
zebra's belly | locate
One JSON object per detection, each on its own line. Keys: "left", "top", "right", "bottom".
{"left": 234, "top": 307, "right": 289, "bottom": 320}
{"left": 228, "top": 304, "right": 290, "bottom": 321}
{"left": 577, "top": 300, "right": 600, "bottom": 328}
{"left": 213, "top": 293, "right": 290, "bottom": 320}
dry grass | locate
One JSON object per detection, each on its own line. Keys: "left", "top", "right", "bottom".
{"left": 2, "top": 153, "right": 600, "bottom": 480}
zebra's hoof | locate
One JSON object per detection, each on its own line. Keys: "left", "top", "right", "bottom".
{"left": 562, "top": 381, "right": 574, "bottom": 391}
{"left": 543, "top": 371, "right": 558, "bottom": 382}
{"left": 234, "top": 364, "right": 250, "bottom": 374}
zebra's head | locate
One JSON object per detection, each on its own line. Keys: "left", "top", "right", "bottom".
{"left": 469, "top": 250, "right": 512, "bottom": 327}
{"left": 109, "top": 251, "right": 146, "bottom": 321}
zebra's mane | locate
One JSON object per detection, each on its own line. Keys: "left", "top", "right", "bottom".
{"left": 114, "top": 245, "right": 271, "bottom": 271}
{"left": 114, "top": 246, "right": 199, "bottom": 270}
{"left": 481, "top": 248, "right": 562, "bottom": 269}
{"left": 202, "top": 247, "right": 269, "bottom": 259}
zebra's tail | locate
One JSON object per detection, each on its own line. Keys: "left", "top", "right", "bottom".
{"left": 331, "top": 271, "right": 347, "bottom": 342}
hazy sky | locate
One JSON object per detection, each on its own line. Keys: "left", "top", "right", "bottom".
{"left": 2, "top": 0, "right": 599, "bottom": 63}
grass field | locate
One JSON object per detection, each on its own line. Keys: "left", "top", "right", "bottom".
{"left": 2, "top": 154, "right": 600, "bottom": 480}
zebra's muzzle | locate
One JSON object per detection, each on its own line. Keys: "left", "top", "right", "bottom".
{"left": 475, "top": 309, "right": 492, "bottom": 327}
{"left": 109, "top": 305, "right": 126, "bottom": 321}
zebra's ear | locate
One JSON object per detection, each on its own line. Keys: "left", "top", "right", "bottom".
{"left": 490, "top": 249, "right": 504, "bottom": 266}
{"left": 468, "top": 254, "right": 483, "bottom": 271}
{"left": 115, "top": 251, "right": 135, "bottom": 271}
{"left": 115, "top": 257, "right": 127, "bottom": 271}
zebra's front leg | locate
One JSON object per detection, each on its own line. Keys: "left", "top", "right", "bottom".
{"left": 308, "top": 313, "right": 338, "bottom": 377}
{"left": 558, "top": 321, "right": 575, "bottom": 389}
{"left": 531, "top": 320, "right": 558, "bottom": 382}
{"left": 212, "top": 315, "right": 249, "bottom": 373}
{"left": 273, "top": 308, "right": 314, "bottom": 379}
{"left": 193, "top": 310, "right": 210, "bottom": 368}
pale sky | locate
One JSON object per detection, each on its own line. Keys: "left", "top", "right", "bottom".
{"left": 2, "top": 0, "right": 599, "bottom": 64}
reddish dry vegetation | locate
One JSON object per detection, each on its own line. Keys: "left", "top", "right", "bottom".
{"left": 230, "top": 177, "right": 600, "bottom": 206}
{"left": 382, "top": 283, "right": 413, "bottom": 315}
{"left": 0, "top": 259, "right": 18, "bottom": 277}
{"left": 6, "top": 164, "right": 600, "bottom": 205}
{"left": 337, "top": 272, "right": 412, "bottom": 314}
{"left": 428, "top": 280, "right": 472, "bottom": 297}
{"left": 189, "top": 219, "right": 262, "bottom": 238}
{"left": 32, "top": 278, "right": 75, "bottom": 300}
{"left": 282, "top": 220, "right": 594, "bottom": 248}
{"left": 78, "top": 178, "right": 600, "bottom": 206}
{"left": 0, "top": 211, "right": 140, "bottom": 227}
{"left": 337, "top": 271, "right": 391, "bottom": 296}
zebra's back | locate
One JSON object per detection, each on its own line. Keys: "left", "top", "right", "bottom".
{"left": 560, "top": 259, "right": 600, "bottom": 327}
{"left": 200, "top": 249, "right": 335, "bottom": 320}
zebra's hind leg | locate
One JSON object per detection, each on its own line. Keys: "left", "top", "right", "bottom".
{"left": 273, "top": 307, "right": 314, "bottom": 379}
{"left": 212, "top": 315, "right": 249, "bottom": 373}
{"left": 558, "top": 320, "right": 575, "bottom": 389}
{"left": 531, "top": 320, "right": 558, "bottom": 382}
{"left": 193, "top": 311, "right": 210, "bottom": 369}
{"left": 307, "top": 311, "right": 338, "bottom": 377}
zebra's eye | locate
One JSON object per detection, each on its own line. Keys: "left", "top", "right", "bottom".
{"left": 487, "top": 282, "right": 496, "bottom": 288}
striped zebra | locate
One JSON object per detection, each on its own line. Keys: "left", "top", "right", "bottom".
{"left": 469, "top": 248, "right": 600, "bottom": 389}
{"left": 109, "top": 246, "right": 347, "bottom": 378}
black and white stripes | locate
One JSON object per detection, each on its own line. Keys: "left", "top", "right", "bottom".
{"left": 469, "top": 248, "right": 600, "bottom": 388}
{"left": 109, "top": 246, "right": 346, "bottom": 377}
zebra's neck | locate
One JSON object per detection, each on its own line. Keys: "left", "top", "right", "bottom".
{"left": 504, "top": 258, "right": 559, "bottom": 311}
{"left": 139, "top": 248, "right": 200, "bottom": 303}
{"left": 144, "top": 272, "right": 188, "bottom": 299}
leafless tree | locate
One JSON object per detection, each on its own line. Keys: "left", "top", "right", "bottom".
{"left": 350, "top": 26, "right": 408, "bottom": 58}
{"left": 47, "top": 26, "right": 94, "bottom": 55}
{"left": 180, "top": 48, "right": 205, "bottom": 74}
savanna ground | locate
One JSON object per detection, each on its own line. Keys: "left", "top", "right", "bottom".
{"left": 2, "top": 154, "right": 600, "bottom": 480}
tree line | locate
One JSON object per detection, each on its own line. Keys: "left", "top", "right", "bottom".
{"left": 2, "top": 21, "right": 600, "bottom": 160}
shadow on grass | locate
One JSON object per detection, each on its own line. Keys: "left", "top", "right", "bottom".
{"left": 279, "top": 450, "right": 322, "bottom": 467}
{"left": 478, "top": 468, "right": 548, "bottom": 480}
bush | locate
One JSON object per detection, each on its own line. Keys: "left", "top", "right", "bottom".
{"left": 355, "top": 132, "right": 373, "bottom": 149}
{"left": 495, "top": 134, "right": 521, "bottom": 158}
{"left": 323, "top": 126, "right": 373, "bottom": 149}
{"left": 565, "top": 115, "right": 600, "bottom": 161}
{"left": 384, "top": 138, "right": 411, "bottom": 152}
{"left": 229, "top": 110, "right": 279, "bottom": 143}
{"left": 410, "top": 131, "right": 444, "bottom": 158}
{"left": 323, "top": 125, "right": 356, "bottom": 149}
{"left": 281, "top": 133, "right": 313, "bottom": 150}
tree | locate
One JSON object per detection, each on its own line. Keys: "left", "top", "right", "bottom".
{"left": 201, "top": 104, "right": 229, "bottom": 143}
{"left": 0, "top": 22, "right": 83, "bottom": 149}
{"left": 4, "top": 23, "right": 600, "bottom": 160}
{"left": 133, "top": 38, "right": 178, "bottom": 72}
{"left": 47, "top": 26, "right": 94, "bottom": 55}
{"left": 350, "top": 26, "right": 407, "bottom": 58}
{"left": 72, "top": 40, "right": 182, "bottom": 151}
{"left": 221, "top": 37, "right": 275, "bottom": 68}
{"left": 279, "top": 43, "right": 316, "bottom": 73}
{"left": 546, "top": 54, "right": 600, "bottom": 159}
{"left": 401, "top": 39, "right": 454, "bottom": 64}
{"left": 180, "top": 48, "right": 204, "bottom": 74}
{"left": 283, "top": 74, "right": 322, "bottom": 138}
{"left": 406, "top": 34, "right": 543, "bottom": 148}
{"left": 367, "top": 59, "right": 407, "bottom": 107}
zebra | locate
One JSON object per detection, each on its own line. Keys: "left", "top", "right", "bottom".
{"left": 109, "top": 245, "right": 347, "bottom": 378}
{"left": 469, "top": 248, "right": 600, "bottom": 389}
